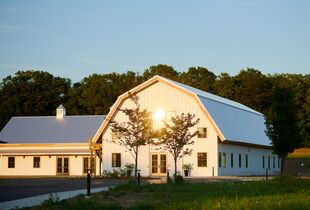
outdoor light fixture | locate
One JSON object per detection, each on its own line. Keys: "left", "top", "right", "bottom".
{"left": 152, "top": 110, "right": 165, "bottom": 120}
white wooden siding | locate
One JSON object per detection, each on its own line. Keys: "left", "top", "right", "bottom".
{"left": 218, "top": 143, "right": 279, "bottom": 176}
{"left": 0, "top": 144, "right": 100, "bottom": 176}
{"left": 102, "top": 81, "right": 218, "bottom": 176}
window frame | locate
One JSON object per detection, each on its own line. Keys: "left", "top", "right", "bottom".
{"left": 262, "top": 156, "right": 265, "bottom": 168}
{"left": 112, "top": 153, "right": 121, "bottom": 168}
{"left": 230, "top": 153, "right": 234, "bottom": 168}
{"left": 8, "top": 157, "right": 15, "bottom": 168}
{"left": 33, "top": 157, "right": 40, "bottom": 168}
{"left": 197, "top": 127, "right": 207, "bottom": 138}
{"left": 197, "top": 152, "right": 207, "bottom": 167}
{"left": 218, "top": 152, "right": 222, "bottom": 167}
{"left": 83, "top": 157, "right": 95, "bottom": 174}
{"left": 222, "top": 152, "right": 226, "bottom": 168}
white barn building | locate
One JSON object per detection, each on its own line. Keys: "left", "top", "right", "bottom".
{"left": 92, "top": 75, "right": 280, "bottom": 177}
{"left": 0, "top": 105, "right": 104, "bottom": 176}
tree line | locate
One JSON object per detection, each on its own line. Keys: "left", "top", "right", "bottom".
{"left": 0, "top": 64, "right": 309, "bottom": 147}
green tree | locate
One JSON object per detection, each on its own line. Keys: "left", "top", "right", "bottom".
{"left": 298, "top": 88, "right": 310, "bottom": 147}
{"left": 214, "top": 72, "right": 236, "bottom": 99}
{"left": 67, "top": 72, "right": 143, "bottom": 115}
{"left": 143, "top": 64, "right": 179, "bottom": 81}
{"left": 270, "top": 73, "right": 309, "bottom": 147}
{"left": 0, "top": 70, "right": 71, "bottom": 129}
{"left": 179, "top": 67, "right": 216, "bottom": 93}
{"left": 233, "top": 68, "right": 273, "bottom": 114}
{"left": 110, "top": 94, "right": 154, "bottom": 177}
{"left": 158, "top": 113, "right": 199, "bottom": 180}
{"left": 265, "top": 85, "right": 302, "bottom": 175}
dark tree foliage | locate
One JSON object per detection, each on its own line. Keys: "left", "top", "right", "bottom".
{"left": 109, "top": 94, "right": 155, "bottom": 177}
{"left": 298, "top": 88, "right": 310, "bottom": 147}
{"left": 65, "top": 71, "right": 142, "bottom": 115}
{"left": 158, "top": 113, "right": 199, "bottom": 180}
{"left": 0, "top": 70, "right": 71, "bottom": 129}
{"left": 214, "top": 73, "right": 236, "bottom": 100}
{"left": 265, "top": 85, "right": 302, "bottom": 175}
{"left": 233, "top": 68, "right": 273, "bottom": 114}
{"left": 143, "top": 64, "right": 179, "bottom": 80}
{"left": 179, "top": 67, "right": 216, "bottom": 93}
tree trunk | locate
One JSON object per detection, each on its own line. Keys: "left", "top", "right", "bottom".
{"left": 280, "top": 155, "right": 285, "bottom": 176}
{"left": 134, "top": 146, "right": 138, "bottom": 178}
{"left": 174, "top": 157, "right": 177, "bottom": 181}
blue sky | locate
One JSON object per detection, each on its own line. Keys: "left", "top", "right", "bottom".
{"left": 0, "top": 0, "right": 309, "bottom": 82}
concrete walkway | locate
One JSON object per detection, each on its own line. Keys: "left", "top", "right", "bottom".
{"left": 0, "top": 187, "right": 110, "bottom": 210}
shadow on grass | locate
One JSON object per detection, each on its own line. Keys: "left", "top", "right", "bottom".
{"left": 24, "top": 176, "right": 310, "bottom": 210}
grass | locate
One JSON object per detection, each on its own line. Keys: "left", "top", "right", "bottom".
{"left": 288, "top": 148, "right": 310, "bottom": 159}
{"left": 23, "top": 176, "right": 310, "bottom": 210}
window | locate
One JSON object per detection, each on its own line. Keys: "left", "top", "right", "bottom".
{"left": 197, "top": 127, "right": 207, "bottom": 138}
{"left": 278, "top": 157, "right": 280, "bottom": 168}
{"left": 273, "top": 156, "right": 275, "bottom": 168}
{"left": 230, "top": 153, "right": 234, "bottom": 168}
{"left": 111, "top": 131, "right": 121, "bottom": 140}
{"left": 197, "top": 153, "right": 207, "bottom": 167}
{"left": 218, "top": 152, "right": 222, "bottom": 167}
{"left": 238, "top": 154, "right": 242, "bottom": 168}
{"left": 268, "top": 156, "right": 270, "bottom": 168}
{"left": 222, "top": 153, "right": 226, "bottom": 168}
{"left": 83, "top": 157, "right": 95, "bottom": 174}
{"left": 262, "top": 156, "right": 265, "bottom": 168}
{"left": 112, "top": 153, "right": 121, "bottom": 167}
{"left": 8, "top": 157, "right": 15, "bottom": 168}
{"left": 245, "top": 154, "right": 248, "bottom": 168}
{"left": 33, "top": 157, "right": 40, "bottom": 168}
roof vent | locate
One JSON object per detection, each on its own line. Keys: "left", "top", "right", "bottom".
{"left": 56, "top": 104, "right": 66, "bottom": 119}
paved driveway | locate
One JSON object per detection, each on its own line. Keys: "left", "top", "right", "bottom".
{"left": 0, "top": 178, "right": 124, "bottom": 202}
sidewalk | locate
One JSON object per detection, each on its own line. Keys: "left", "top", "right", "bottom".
{"left": 0, "top": 187, "right": 110, "bottom": 210}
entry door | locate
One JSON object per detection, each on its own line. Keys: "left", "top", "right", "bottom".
{"left": 57, "top": 157, "right": 69, "bottom": 175}
{"left": 151, "top": 153, "right": 167, "bottom": 176}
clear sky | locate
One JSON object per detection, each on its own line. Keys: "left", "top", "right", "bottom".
{"left": 0, "top": 0, "right": 309, "bottom": 82}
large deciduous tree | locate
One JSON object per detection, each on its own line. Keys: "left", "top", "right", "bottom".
{"left": 143, "top": 64, "right": 179, "bottom": 81}
{"left": 0, "top": 70, "right": 71, "bottom": 130}
{"left": 110, "top": 94, "right": 154, "bottom": 177}
{"left": 265, "top": 85, "right": 302, "bottom": 175}
{"left": 179, "top": 67, "right": 216, "bottom": 93}
{"left": 158, "top": 113, "right": 199, "bottom": 180}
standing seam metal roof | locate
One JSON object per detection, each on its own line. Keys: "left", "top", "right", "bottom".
{"left": 160, "top": 76, "right": 271, "bottom": 146}
{"left": 0, "top": 115, "right": 105, "bottom": 144}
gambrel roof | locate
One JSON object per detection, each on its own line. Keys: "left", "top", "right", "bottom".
{"left": 93, "top": 75, "right": 271, "bottom": 147}
{"left": 165, "top": 78, "right": 270, "bottom": 146}
{"left": 0, "top": 115, "right": 105, "bottom": 143}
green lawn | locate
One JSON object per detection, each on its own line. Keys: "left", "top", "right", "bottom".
{"left": 27, "top": 177, "right": 310, "bottom": 210}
